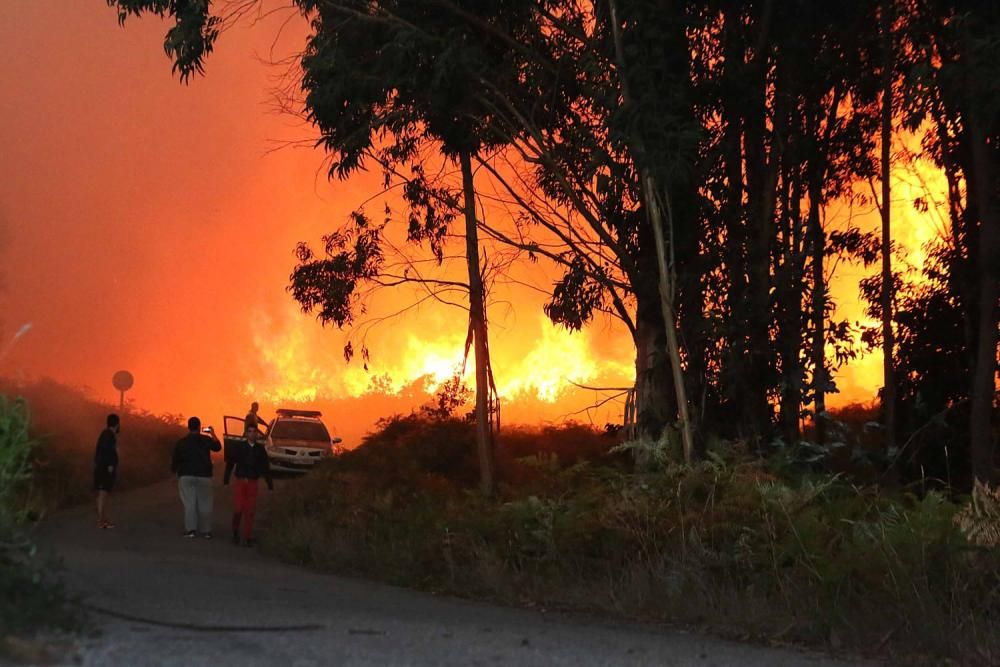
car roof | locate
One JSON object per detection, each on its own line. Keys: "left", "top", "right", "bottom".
{"left": 275, "top": 408, "right": 322, "bottom": 418}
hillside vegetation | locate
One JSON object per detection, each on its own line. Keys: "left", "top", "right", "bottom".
{"left": 263, "top": 412, "right": 1000, "bottom": 666}
{"left": 0, "top": 378, "right": 183, "bottom": 515}
{"left": 0, "top": 378, "right": 181, "bottom": 642}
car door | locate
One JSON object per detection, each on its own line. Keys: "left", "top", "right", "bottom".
{"left": 222, "top": 415, "right": 267, "bottom": 463}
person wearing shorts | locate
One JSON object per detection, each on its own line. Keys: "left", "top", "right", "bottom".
{"left": 93, "top": 413, "right": 120, "bottom": 529}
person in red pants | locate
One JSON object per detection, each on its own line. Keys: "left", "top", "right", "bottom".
{"left": 223, "top": 430, "right": 273, "bottom": 547}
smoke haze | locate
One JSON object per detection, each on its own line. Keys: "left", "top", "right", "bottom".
{"left": 0, "top": 2, "right": 946, "bottom": 445}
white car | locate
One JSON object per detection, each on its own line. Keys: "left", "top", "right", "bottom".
{"left": 223, "top": 409, "right": 341, "bottom": 473}
{"left": 264, "top": 409, "right": 341, "bottom": 473}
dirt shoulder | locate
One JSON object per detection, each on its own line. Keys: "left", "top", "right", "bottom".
{"left": 34, "top": 479, "right": 870, "bottom": 667}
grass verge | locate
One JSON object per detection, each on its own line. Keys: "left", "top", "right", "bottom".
{"left": 0, "top": 378, "right": 182, "bottom": 646}
{"left": 261, "top": 413, "right": 1000, "bottom": 666}
{"left": 0, "top": 377, "right": 183, "bottom": 515}
{"left": 0, "top": 395, "right": 76, "bottom": 642}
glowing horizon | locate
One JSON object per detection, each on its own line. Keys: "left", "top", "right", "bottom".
{"left": 0, "top": 2, "right": 951, "bottom": 446}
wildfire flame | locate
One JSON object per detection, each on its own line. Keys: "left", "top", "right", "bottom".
{"left": 829, "top": 128, "right": 949, "bottom": 406}
{"left": 243, "top": 129, "right": 945, "bottom": 414}
{"left": 243, "top": 304, "right": 633, "bottom": 407}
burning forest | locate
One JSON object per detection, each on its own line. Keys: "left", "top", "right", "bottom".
{"left": 0, "top": 1, "right": 997, "bottom": 663}
{"left": 3, "top": 0, "right": 995, "bottom": 488}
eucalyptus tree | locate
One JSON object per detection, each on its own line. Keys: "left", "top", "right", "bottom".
{"left": 104, "top": 0, "right": 995, "bottom": 480}
{"left": 879, "top": 0, "right": 898, "bottom": 454}
{"left": 289, "top": 0, "right": 547, "bottom": 496}
{"left": 900, "top": 0, "right": 999, "bottom": 483}
{"left": 689, "top": 0, "right": 884, "bottom": 445}
{"left": 449, "top": 0, "right": 703, "bottom": 459}
{"left": 107, "top": 0, "right": 540, "bottom": 495}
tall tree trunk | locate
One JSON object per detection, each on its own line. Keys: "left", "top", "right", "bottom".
{"left": 672, "top": 171, "right": 707, "bottom": 443}
{"left": 742, "top": 1, "right": 777, "bottom": 443}
{"left": 633, "top": 278, "right": 676, "bottom": 446}
{"left": 460, "top": 151, "right": 496, "bottom": 496}
{"left": 645, "top": 176, "right": 696, "bottom": 463}
{"left": 967, "top": 115, "right": 999, "bottom": 484}
{"left": 722, "top": 99, "right": 748, "bottom": 435}
{"left": 628, "top": 204, "right": 677, "bottom": 462}
{"left": 936, "top": 118, "right": 975, "bottom": 376}
{"left": 808, "top": 179, "right": 828, "bottom": 445}
{"left": 660, "top": 1, "right": 707, "bottom": 446}
{"left": 778, "top": 159, "right": 804, "bottom": 444}
{"left": 608, "top": 0, "right": 695, "bottom": 463}
{"left": 633, "top": 307, "right": 677, "bottom": 465}
{"left": 719, "top": 13, "right": 748, "bottom": 437}
{"left": 880, "top": 0, "right": 897, "bottom": 454}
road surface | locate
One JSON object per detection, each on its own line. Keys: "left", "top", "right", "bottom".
{"left": 38, "top": 479, "right": 873, "bottom": 666}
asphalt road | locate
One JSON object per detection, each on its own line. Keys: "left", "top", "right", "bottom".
{"left": 38, "top": 478, "right": 873, "bottom": 667}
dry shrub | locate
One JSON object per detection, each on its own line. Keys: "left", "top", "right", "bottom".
{"left": 0, "top": 395, "right": 77, "bottom": 637}
{"left": 0, "top": 377, "right": 182, "bottom": 513}
{"left": 954, "top": 481, "right": 1000, "bottom": 548}
{"left": 261, "top": 414, "right": 1000, "bottom": 665}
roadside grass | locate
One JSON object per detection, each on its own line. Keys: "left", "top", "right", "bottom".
{"left": 262, "top": 413, "right": 1000, "bottom": 666}
{"left": 0, "top": 395, "right": 76, "bottom": 641}
{"left": 0, "top": 377, "right": 183, "bottom": 515}
{"left": 0, "top": 379, "right": 182, "bottom": 646}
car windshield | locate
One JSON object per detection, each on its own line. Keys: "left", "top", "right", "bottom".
{"left": 271, "top": 420, "right": 330, "bottom": 443}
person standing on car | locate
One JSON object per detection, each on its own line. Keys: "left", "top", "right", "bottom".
{"left": 171, "top": 416, "right": 221, "bottom": 538}
{"left": 244, "top": 401, "right": 261, "bottom": 437}
{"left": 224, "top": 428, "right": 273, "bottom": 547}
{"left": 93, "top": 413, "right": 120, "bottom": 529}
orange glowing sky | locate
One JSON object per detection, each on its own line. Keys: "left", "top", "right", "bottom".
{"left": 0, "top": 2, "right": 946, "bottom": 445}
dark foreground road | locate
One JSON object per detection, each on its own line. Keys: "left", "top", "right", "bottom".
{"left": 38, "top": 479, "right": 872, "bottom": 667}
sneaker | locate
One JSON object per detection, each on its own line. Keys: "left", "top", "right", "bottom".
{"left": 102, "top": 521, "right": 116, "bottom": 529}
{"left": 201, "top": 532, "right": 213, "bottom": 540}
{"left": 184, "top": 530, "right": 197, "bottom": 538}
{"left": 243, "top": 538, "right": 256, "bottom": 548}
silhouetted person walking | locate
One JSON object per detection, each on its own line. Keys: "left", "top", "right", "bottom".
{"left": 224, "top": 428, "right": 273, "bottom": 547}
{"left": 171, "top": 416, "right": 221, "bottom": 538}
{"left": 93, "top": 413, "right": 120, "bottom": 529}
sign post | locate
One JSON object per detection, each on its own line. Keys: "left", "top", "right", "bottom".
{"left": 112, "top": 370, "right": 134, "bottom": 411}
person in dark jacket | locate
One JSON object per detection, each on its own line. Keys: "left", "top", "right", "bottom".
{"left": 224, "top": 429, "right": 273, "bottom": 547}
{"left": 93, "top": 413, "right": 120, "bottom": 529}
{"left": 171, "top": 416, "right": 221, "bottom": 538}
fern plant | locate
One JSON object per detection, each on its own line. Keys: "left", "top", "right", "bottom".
{"left": 954, "top": 481, "right": 1000, "bottom": 548}
{"left": 0, "top": 396, "right": 34, "bottom": 524}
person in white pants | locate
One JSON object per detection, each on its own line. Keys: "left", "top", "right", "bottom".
{"left": 171, "top": 416, "right": 222, "bottom": 538}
